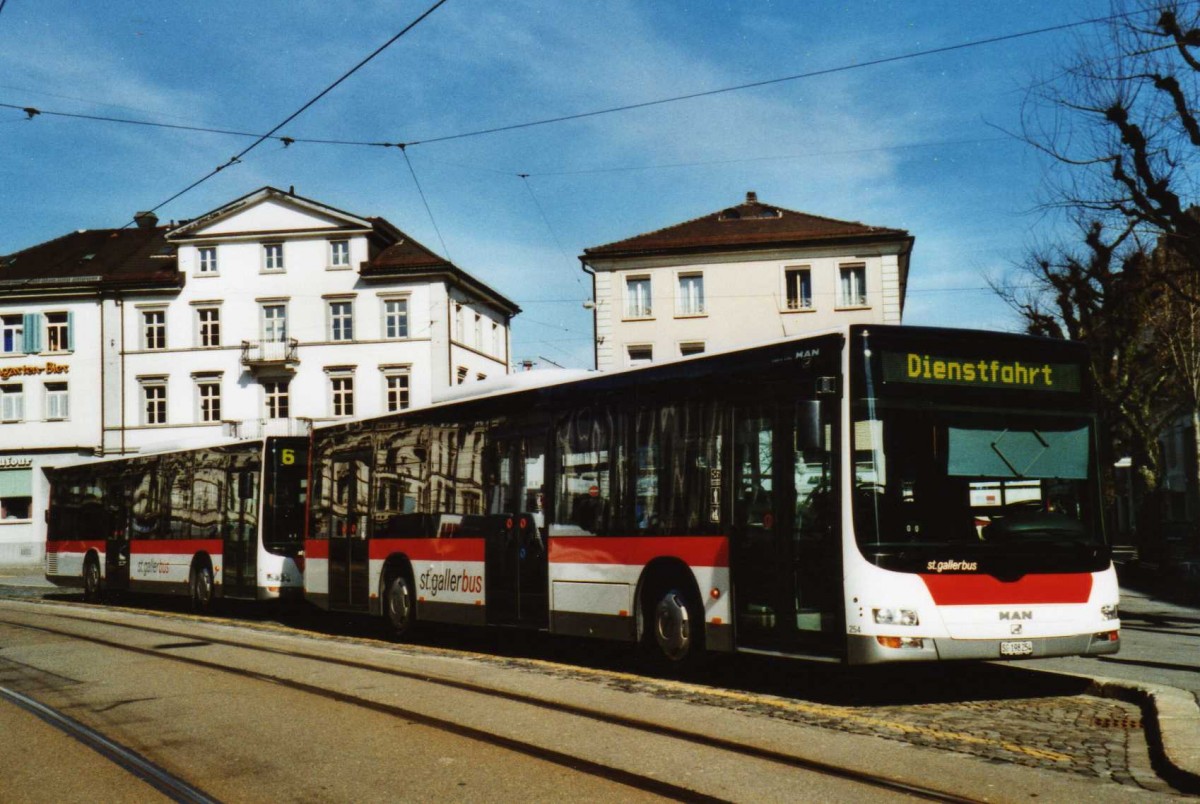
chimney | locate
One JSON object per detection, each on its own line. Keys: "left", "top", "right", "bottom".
{"left": 745, "top": 191, "right": 758, "bottom": 204}
{"left": 133, "top": 210, "right": 158, "bottom": 229}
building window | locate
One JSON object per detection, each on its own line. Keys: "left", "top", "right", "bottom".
{"left": 627, "top": 345, "right": 653, "bottom": 367}
{"left": 456, "top": 366, "right": 468, "bottom": 385}
{"left": 1, "top": 384, "right": 24, "bottom": 422}
{"left": 262, "top": 304, "right": 287, "bottom": 342}
{"left": 329, "top": 240, "right": 350, "bottom": 268}
{"left": 44, "top": 312, "right": 71, "bottom": 352}
{"left": 197, "top": 379, "right": 221, "bottom": 423}
{"left": 141, "top": 380, "right": 167, "bottom": 425}
{"left": 785, "top": 267, "right": 813, "bottom": 310}
{"left": 198, "top": 247, "right": 218, "bottom": 275}
{"left": 680, "top": 342, "right": 705, "bottom": 357}
{"left": 0, "top": 496, "right": 30, "bottom": 520}
{"left": 263, "top": 243, "right": 284, "bottom": 272}
{"left": 1, "top": 316, "right": 21, "bottom": 354}
{"left": 476, "top": 372, "right": 487, "bottom": 382}
{"left": 625, "top": 276, "right": 652, "bottom": 318}
{"left": 492, "top": 322, "right": 502, "bottom": 356}
{"left": 677, "top": 273, "right": 704, "bottom": 315}
{"left": 329, "top": 300, "right": 354, "bottom": 342}
{"left": 383, "top": 298, "right": 409, "bottom": 339}
{"left": 142, "top": 310, "right": 166, "bottom": 350}
{"left": 197, "top": 307, "right": 221, "bottom": 348}
{"left": 45, "top": 382, "right": 68, "bottom": 420}
{"left": 330, "top": 375, "right": 354, "bottom": 417}
{"left": 455, "top": 304, "right": 465, "bottom": 342}
{"left": 384, "top": 370, "right": 410, "bottom": 412}
{"left": 839, "top": 263, "right": 867, "bottom": 307}
{"left": 264, "top": 380, "right": 290, "bottom": 420}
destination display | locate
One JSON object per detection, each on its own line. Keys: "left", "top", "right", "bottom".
{"left": 881, "top": 351, "right": 1082, "bottom": 392}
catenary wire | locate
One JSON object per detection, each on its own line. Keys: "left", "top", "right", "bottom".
{"left": 136, "top": 0, "right": 450, "bottom": 223}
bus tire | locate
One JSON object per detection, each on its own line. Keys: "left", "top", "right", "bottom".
{"left": 642, "top": 583, "right": 705, "bottom": 670}
{"left": 190, "top": 561, "right": 214, "bottom": 614}
{"left": 384, "top": 572, "right": 416, "bottom": 639}
{"left": 83, "top": 556, "right": 102, "bottom": 603}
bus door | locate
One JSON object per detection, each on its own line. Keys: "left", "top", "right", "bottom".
{"left": 731, "top": 400, "right": 841, "bottom": 652}
{"left": 329, "top": 454, "right": 371, "bottom": 611}
{"left": 790, "top": 399, "right": 842, "bottom": 650}
{"left": 224, "top": 463, "right": 259, "bottom": 597}
{"left": 485, "top": 433, "right": 548, "bottom": 627}
{"left": 102, "top": 476, "right": 131, "bottom": 591}
{"left": 732, "top": 406, "right": 787, "bottom": 648}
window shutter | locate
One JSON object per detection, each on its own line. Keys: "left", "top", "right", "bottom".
{"left": 65, "top": 311, "right": 75, "bottom": 351}
{"left": 22, "top": 313, "right": 41, "bottom": 354}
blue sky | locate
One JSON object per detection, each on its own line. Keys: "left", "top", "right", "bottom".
{"left": 0, "top": 1, "right": 1113, "bottom": 368}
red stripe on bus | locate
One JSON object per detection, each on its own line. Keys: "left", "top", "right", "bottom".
{"left": 370, "top": 538, "right": 485, "bottom": 562}
{"left": 45, "top": 540, "right": 105, "bottom": 554}
{"left": 549, "top": 536, "right": 729, "bottom": 568}
{"left": 129, "top": 539, "right": 224, "bottom": 556}
{"left": 921, "top": 573, "right": 1093, "bottom": 605}
{"left": 302, "top": 539, "right": 485, "bottom": 562}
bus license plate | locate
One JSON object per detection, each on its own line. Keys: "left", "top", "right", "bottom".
{"left": 1000, "top": 640, "right": 1034, "bottom": 656}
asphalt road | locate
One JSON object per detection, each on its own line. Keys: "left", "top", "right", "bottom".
{"left": 0, "top": 595, "right": 1179, "bottom": 802}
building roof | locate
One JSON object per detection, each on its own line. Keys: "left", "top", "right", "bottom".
{"left": 0, "top": 226, "right": 180, "bottom": 292}
{"left": 362, "top": 218, "right": 521, "bottom": 316}
{"left": 581, "top": 191, "right": 912, "bottom": 260}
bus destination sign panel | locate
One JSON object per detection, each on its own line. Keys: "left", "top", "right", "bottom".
{"left": 882, "top": 351, "right": 1081, "bottom": 392}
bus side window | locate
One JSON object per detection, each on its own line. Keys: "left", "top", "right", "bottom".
{"left": 554, "top": 408, "right": 620, "bottom": 536}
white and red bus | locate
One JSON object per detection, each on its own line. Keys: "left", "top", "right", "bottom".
{"left": 44, "top": 437, "right": 308, "bottom": 609}
{"left": 304, "top": 325, "right": 1119, "bottom": 665}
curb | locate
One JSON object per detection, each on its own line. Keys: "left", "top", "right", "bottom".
{"left": 1084, "top": 674, "right": 1200, "bottom": 794}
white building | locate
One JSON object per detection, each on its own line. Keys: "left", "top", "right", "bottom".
{"left": 580, "top": 192, "right": 913, "bottom": 370}
{"left": 0, "top": 186, "right": 518, "bottom": 566}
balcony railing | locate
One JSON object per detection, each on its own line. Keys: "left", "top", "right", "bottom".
{"left": 222, "top": 417, "right": 310, "bottom": 439}
{"left": 241, "top": 338, "right": 299, "bottom": 370}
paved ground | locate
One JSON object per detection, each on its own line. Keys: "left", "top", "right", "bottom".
{"left": 2, "top": 567, "right": 1197, "bottom": 793}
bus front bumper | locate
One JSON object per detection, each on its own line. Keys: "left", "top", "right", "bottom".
{"left": 847, "top": 631, "right": 1120, "bottom": 664}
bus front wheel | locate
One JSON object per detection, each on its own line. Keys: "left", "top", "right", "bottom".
{"left": 83, "top": 557, "right": 102, "bottom": 603}
{"left": 384, "top": 573, "right": 416, "bottom": 638}
{"left": 643, "top": 585, "right": 704, "bottom": 669}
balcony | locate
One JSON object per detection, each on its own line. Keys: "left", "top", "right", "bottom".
{"left": 241, "top": 338, "right": 299, "bottom": 371}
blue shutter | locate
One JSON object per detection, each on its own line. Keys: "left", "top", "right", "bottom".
{"left": 22, "top": 313, "right": 41, "bottom": 354}
{"left": 65, "top": 311, "right": 74, "bottom": 351}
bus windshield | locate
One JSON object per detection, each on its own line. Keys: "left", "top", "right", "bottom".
{"left": 850, "top": 404, "right": 1105, "bottom": 568}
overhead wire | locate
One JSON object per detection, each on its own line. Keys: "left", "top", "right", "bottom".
{"left": 136, "top": 0, "right": 450, "bottom": 222}
{"left": 399, "top": 145, "right": 452, "bottom": 262}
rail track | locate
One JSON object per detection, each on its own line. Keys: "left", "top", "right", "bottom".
{"left": 0, "top": 599, "right": 988, "bottom": 803}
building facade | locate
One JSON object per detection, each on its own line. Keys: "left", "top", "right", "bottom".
{"left": 0, "top": 186, "right": 518, "bottom": 566}
{"left": 580, "top": 192, "right": 913, "bottom": 370}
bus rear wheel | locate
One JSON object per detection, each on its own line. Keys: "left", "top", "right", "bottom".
{"left": 384, "top": 573, "right": 416, "bottom": 638}
{"left": 83, "top": 557, "right": 102, "bottom": 603}
{"left": 190, "top": 563, "right": 214, "bottom": 614}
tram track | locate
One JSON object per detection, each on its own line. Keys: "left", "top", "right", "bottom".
{"left": 0, "top": 684, "right": 221, "bottom": 804}
{"left": 0, "top": 601, "right": 986, "bottom": 803}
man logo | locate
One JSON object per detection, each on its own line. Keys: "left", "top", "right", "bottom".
{"left": 999, "top": 611, "right": 1033, "bottom": 621}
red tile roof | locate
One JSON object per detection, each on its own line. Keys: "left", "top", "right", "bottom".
{"left": 0, "top": 227, "right": 180, "bottom": 290}
{"left": 583, "top": 192, "right": 911, "bottom": 259}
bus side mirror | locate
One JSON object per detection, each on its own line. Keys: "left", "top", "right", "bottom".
{"left": 796, "top": 401, "right": 822, "bottom": 451}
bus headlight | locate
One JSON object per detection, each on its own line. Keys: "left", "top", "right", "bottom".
{"left": 1101, "top": 604, "right": 1119, "bottom": 621}
{"left": 873, "top": 608, "right": 919, "bottom": 626}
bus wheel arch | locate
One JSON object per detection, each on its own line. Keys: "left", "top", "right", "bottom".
{"left": 381, "top": 555, "right": 417, "bottom": 639}
{"left": 82, "top": 551, "right": 103, "bottom": 602}
{"left": 189, "top": 553, "right": 215, "bottom": 613}
{"left": 636, "top": 558, "right": 705, "bottom": 667}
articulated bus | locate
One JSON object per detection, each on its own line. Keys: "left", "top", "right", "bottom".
{"left": 44, "top": 436, "right": 308, "bottom": 609}
{"left": 304, "top": 325, "right": 1119, "bottom": 665}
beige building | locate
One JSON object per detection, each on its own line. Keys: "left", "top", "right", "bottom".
{"left": 580, "top": 192, "right": 913, "bottom": 370}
